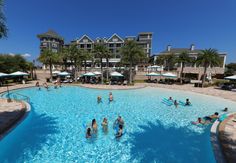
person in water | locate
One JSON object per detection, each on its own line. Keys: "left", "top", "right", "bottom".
{"left": 114, "top": 116, "right": 124, "bottom": 127}
{"left": 192, "top": 117, "right": 206, "bottom": 125}
{"left": 86, "top": 127, "right": 92, "bottom": 138}
{"left": 174, "top": 100, "right": 178, "bottom": 108}
{"left": 115, "top": 124, "right": 123, "bottom": 138}
{"left": 168, "top": 97, "right": 173, "bottom": 101}
{"left": 92, "top": 119, "right": 98, "bottom": 133}
{"left": 185, "top": 99, "right": 191, "bottom": 106}
{"left": 101, "top": 118, "right": 108, "bottom": 132}
{"left": 223, "top": 107, "right": 228, "bottom": 112}
{"left": 43, "top": 83, "right": 49, "bottom": 90}
{"left": 109, "top": 92, "right": 113, "bottom": 102}
{"left": 35, "top": 81, "right": 40, "bottom": 87}
{"left": 97, "top": 96, "right": 102, "bottom": 103}
{"left": 204, "top": 112, "right": 219, "bottom": 122}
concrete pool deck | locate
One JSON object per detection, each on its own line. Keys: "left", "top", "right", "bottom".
{"left": 0, "top": 99, "right": 27, "bottom": 139}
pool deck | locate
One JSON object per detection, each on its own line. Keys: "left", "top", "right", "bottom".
{"left": 0, "top": 99, "right": 27, "bottom": 139}
{"left": 218, "top": 113, "right": 236, "bottom": 163}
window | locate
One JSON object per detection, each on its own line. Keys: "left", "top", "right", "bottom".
{"left": 80, "top": 44, "right": 84, "bottom": 48}
{"left": 87, "top": 44, "right": 91, "bottom": 48}
{"left": 116, "top": 44, "right": 121, "bottom": 47}
{"left": 112, "top": 38, "right": 118, "bottom": 42}
{"left": 83, "top": 39, "right": 88, "bottom": 43}
{"left": 109, "top": 44, "right": 114, "bottom": 47}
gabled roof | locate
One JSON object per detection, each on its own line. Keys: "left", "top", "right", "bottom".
{"left": 106, "top": 33, "right": 124, "bottom": 43}
{"left": 77, "top": 35, "right": 94, "bottom": 43}
{"left": 37, "top": 30, "right": 64, "bottom": 41}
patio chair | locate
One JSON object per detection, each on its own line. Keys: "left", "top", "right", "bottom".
{"left": 123, "top": 80, "right": 128, "bottom": 85}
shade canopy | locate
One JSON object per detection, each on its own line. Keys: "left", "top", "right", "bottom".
{"left": 110, "top": 71, "right": 123, "bottom": 77}
{"left": 93, "top": 71, "right": 102, "bottom": 75}
{"left": 10, "top": 71, "right": 29, "bottom": 76}
{"left": 52, "top": 71, "right": 61, "bottom": 74}
{"left": 224, "top": 75, "right": 236, "bottom": 80}
{"left": 83, "top": 72, "right": 95, "bottom": 77}
{"left": 0, "top": 72, "right": 9, "bottom": 78}
{"left": 147, "top": 65, "right": 160, "bottom": 69}
{"left": 162, "top": 72, "right": 177, "bottom": 78}
{"left": 146, "top": 72, "right": 161, "bottom": 76}
{"left": 58, "top": 71, "right": 71, "bottom": 76}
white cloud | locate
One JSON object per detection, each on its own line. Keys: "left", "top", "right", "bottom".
{"left": 21, "top": 53, "right": 31, "bottom": 58}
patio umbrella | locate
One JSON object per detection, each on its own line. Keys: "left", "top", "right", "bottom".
{"left": 0, "top": 72, "right": 9, "bottom": 77}
{"left": 52, "top": 70, "right": 61, "bottom": 74}
{"left": 110, "top": 71, "right": 123, "bottom": 77}
{"left": 146, "top": 72, "right": 161, "bottom": 76}
{"left": 83, "top": 72, "right": 96, "bottom": 77}
{"left": 93, "top": 71, "right": 102, "bottom": 75}
{"left": 10, "top": 71, "right": 29, "bottom": 76}
{"left": 225, "top": 75, "right": 236, "bottom": 80}
{"left": 58, "top": 71, "right": 70, "bottom": 76}
{"left": 162, "top": 72, "right": 177, "bottom": 78}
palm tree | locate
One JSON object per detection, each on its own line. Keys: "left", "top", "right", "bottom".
{"left": 67, "top": 44, "right": 82, "bottom": 82}
{"left": 176, "top": 51, "right": 192, "bottom": 84}
{"left": 104, "top": 50, "right": 113, "bottom": 81}
{"left": 81, "top": 50, "right": 93, "bottom": 73}
{"left": 37, "top": 48, "right": 58, "bottom": 81}
{"left": 195, "top": 48, "right": 221, "bottom": 86}
{"left": 93, "top": 44, "right": 107, "bottom": 84}
{"left": 164, "top": 53, "right": 176, "bottom": 71}
{"left": 59, "top": 46, "right": 70, "bottom": 71}
{"left": 0, "top": 0, "right": 7, "bottom": 38}
{"left": 121, "top": 40, "right": 145, "bottom": 84}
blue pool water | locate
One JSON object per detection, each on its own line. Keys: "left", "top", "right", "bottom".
{"left": 1, "top": 86, "right": 236, "bottom": 162}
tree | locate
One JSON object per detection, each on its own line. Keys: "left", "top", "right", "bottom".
{"left": 93, "top": 43, "right": 107, "bottom": 84}
{"left": 67, "top": 44, "right": 82, "bottom": 82}
{"left": 120, "top": 40, "right": 145, "bottom": 84}
{"left": 195, "top": 48, "right": 221, "bottom": 86}
{"left": 37, "top": 48, "right": 58, "bottom": 81}
{"left": 81, "top": 50, "right": 93, "bottom": 73}
{"left": 225, "top": 63, "right": 236, "bottom": 76}
{"left": 176, "top": 51, "right": 192, "bottom": 84}
{"left": 59, "top": 46, "right": 70, "bottom": 71}
{"left": 0, "top": 0, "right": 7, "bottom": 38}
{"left": 104, "top": 50, "right": 113, "bottom": 81}
{"left": 0, "top": 54, "right": 29, "bottom": 73}
{"left": 155, "top": 54, "right": 166, "bottom": 66}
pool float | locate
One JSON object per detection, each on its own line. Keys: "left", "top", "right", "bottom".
{"left": 162, "top": 98, "right": 173, "bottom": 106}
{"left": 219, "top": 114, "right": 228, "bottom": 122}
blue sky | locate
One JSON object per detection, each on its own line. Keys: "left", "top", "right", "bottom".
{"left": 0, "top": 0, "right": 236, "bottom": 63}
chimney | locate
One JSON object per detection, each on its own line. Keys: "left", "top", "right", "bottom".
{"left": 190, "top": 44, "right": 195, "bottom": 51}
{"left": 167, "top": 45, "right": 171, "bottom": 52}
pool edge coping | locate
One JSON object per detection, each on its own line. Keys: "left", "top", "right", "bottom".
{"left": 210, "top": 114, "right": 234, "bottom": 163}
{"left": 0, "top": 101, "right": 31, "bottom": 141}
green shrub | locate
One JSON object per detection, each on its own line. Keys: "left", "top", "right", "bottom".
{"left": 212, "top": 79, "right": 229, "bottom": 86}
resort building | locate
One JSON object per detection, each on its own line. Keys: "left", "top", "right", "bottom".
{"left": 153, "top": 44, "right": 227, "bottom": 79}
{"left": 37, "top": 30, "right": 152, "bottom": 69}
{"left": 37, "top": 30, "right": 64, "bottom": 53}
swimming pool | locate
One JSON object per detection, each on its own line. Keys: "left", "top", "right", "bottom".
{"left": 1, "top": 86, "right": 236, "bottom": 162}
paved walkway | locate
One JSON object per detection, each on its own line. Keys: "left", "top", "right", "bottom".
{"left": 219, "top": 113, "right": 236, "bottom": 163}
